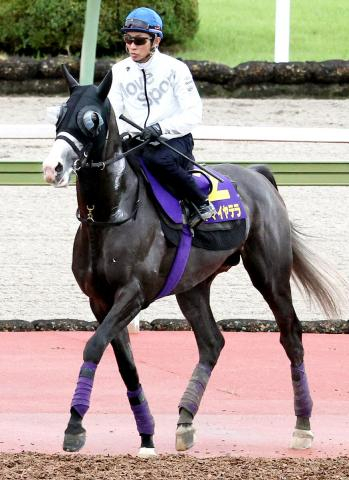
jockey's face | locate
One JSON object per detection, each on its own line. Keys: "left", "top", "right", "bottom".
{"left": 124, "top": 32, "right": 160, "bottom": 63}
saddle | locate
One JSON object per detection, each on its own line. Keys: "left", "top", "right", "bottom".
{"left": 140, "top": 160, "right": 247, "bottom": 252}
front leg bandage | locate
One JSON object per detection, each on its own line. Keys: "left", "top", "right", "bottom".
{"left": 127, "top": 385, "right": 155, "bottom": 436}
{"left": 71, "top": 361, "right": 97, "bottom": 418}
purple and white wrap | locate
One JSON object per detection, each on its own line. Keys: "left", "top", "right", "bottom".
{"left": 291, "top": 362, "right": 313, "bottom": 418}
{"left": 71, "top": 361, "right": 97, "bottom": 418}
{"left": 127, "top": 385, "right": 155, "bottom": 435}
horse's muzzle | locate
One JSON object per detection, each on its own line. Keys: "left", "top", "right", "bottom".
{"left": 43, "top": 165, "right": 57, "bottom": 184}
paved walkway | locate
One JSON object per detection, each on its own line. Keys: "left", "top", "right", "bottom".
{"left": 1, "top": 331, "right": 348, "bottom": 457}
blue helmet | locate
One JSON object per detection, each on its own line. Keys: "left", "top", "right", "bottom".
{"left": 121, "top": 7, "right": 163, "bottom": 39}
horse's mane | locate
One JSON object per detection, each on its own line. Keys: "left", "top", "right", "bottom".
{"left": 103, "top": 104, "right": 123, "bottom": 162}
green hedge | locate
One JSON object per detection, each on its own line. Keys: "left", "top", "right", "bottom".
{"left": 0, "top": 0, "right": 199, "bottom": 56}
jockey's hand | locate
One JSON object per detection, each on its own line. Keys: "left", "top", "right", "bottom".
{"left": 140, "top": 123, "right": 162, "bottom": 141}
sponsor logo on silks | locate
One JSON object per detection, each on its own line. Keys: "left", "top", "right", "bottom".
{"left": 120, "top": 70, "right": 175, "bottom": 106}
{"left": 203, "top": 175, "right": 246, "bottom": 223}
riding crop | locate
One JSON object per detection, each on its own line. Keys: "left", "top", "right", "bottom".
{"left": 119, "top": 114, "right": 224, "bottom": 183}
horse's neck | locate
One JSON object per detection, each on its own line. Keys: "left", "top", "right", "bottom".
{"left": 76, "top": 109, "right": 138, "bottom": 223}
{"left": 76, "top": 157, "right": 138, "bottom": 223}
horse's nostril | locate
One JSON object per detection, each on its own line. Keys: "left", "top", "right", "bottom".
{"left": 55, "top": 163, "right": 63, "bottom": 173}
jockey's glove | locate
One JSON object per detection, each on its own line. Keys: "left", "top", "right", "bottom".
{"left": 140, "top": 123, "right": 162, "bottom": 141}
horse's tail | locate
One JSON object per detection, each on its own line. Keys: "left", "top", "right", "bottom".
{"left": 291, "top": 224, "right": 345, "bottom": 319}
{"left": 249, "top": 164, "right": 278, "bottom": 190}
{"left": 250, "top": 164, "right": 345, "bottom": 318}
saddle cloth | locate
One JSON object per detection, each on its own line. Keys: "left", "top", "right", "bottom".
{"left": 140, "top": 161, "right": 247, "bottom": 251}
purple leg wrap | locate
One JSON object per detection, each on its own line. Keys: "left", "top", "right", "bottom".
{"left": 127, "top": 385, "right": 155, "bottom": 436}
{"left": 291, "top": 363, "right": 313, "bottom": 418}
{"left": 178, "top": 364, "right": 212, "bottom": 417}
{"left": 71, "top": 361, "right": 97, "bottom": 418}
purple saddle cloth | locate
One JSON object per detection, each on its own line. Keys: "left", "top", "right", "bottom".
{"left": 140, "top": 161, "right": 247, "bottom": 225}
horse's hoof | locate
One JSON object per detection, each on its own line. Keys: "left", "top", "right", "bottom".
{"left": 290, "top": 428, "right": 314, "bottom": 449}
{"left": 176, "top": 424, "right": 196, "bottom": 451}
{"left": 137, "top": 447, "right": 157, "bottom": 458}
{"left": 63, "top": 431, "right": 86, "bottom": 452}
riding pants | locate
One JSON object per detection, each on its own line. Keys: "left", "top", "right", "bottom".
{"left": 140, "top": 134, "right": 206, "bottom": 205}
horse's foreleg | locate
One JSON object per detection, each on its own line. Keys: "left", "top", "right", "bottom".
{"left": 63, "top": 361, "right": 96, "bottom": 452}
{"left": 63, "top": 283, "right": 153, "bottom": 454}
{"left": 175, "top": 280, "right": 225, "bottom": 451}
{"left": 111, "top": 333, "right": 156, "bottom": 457}
{"left": 64, "top": 298, "right": 110, "bottom": 453}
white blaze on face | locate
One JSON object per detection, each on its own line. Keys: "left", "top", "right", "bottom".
{"left": 43, "top": 133, "right": 82, "bottom": 187}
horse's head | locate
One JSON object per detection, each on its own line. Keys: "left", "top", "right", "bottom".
{"left": 43, "top": 65, "right": 112, "bottom": 187}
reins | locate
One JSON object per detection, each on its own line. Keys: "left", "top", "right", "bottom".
{"left": 56, "top": 133, "right": 152, "bottom": 171}
{"left": 88, "top": 136, "right": 152, "bottom": 169}
{"left": 119, "top": 114, "right": 225, "bottom": 183}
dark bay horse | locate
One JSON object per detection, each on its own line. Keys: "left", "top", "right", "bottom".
{"left": 43, "top": 67, "right": 340, "bottom": 457}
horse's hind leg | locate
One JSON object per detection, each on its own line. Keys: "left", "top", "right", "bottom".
{"left": 64, "top": 299, "right": 155, "bottom": 457}
{"left": 175, "top": 279, "right": 225, "bottom": 451}
{"left": 241, "top": 233, "right": 314, "bottom": 449}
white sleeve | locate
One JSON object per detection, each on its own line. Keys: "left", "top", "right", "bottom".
{"left": 108, "top": 66, "right": 125, "bottom": 126}
{"left": 158, "top": 63, "right": 202, "bottom": 135}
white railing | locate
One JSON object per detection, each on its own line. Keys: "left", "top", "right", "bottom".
{"left": 1, "top": 124, "right": 349, "bottom": 145}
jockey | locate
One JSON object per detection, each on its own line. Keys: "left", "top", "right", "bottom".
{"left": 108, "top": 6, "right": 216, "bottom": 223}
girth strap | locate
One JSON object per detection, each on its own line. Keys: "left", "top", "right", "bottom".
{"left": 155, "top": 224, "right": 192, "bottom": 299}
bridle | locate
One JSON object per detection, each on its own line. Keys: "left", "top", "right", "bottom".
{"left": 56, "top": 134, "right": 94, "bottom": 171}
{"left": 55, "top": 110, "right": 152, "bottom": 226}
{"left": 56, "top": 130, "right": 151, "bottom": 172}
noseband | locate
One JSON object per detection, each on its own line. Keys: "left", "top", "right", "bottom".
{"left": 56, "top": 134, "right": 94, "bottom": 171}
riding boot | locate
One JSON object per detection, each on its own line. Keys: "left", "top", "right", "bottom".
{"left": 189, "top": 199, "right": 216, "bottom": 228}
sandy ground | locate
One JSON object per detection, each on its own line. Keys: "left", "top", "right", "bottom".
{"left": 2, "top": 453, "right": 349, "bottom": 480}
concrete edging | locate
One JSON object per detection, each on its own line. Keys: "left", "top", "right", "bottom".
{"left": 0, "top": 318, "right": 348, "bottom": 333}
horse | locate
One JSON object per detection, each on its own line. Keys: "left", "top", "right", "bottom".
{"left": 43, "top": 66, "right": 340, "bottom": 457}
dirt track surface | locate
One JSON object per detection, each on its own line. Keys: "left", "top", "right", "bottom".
{"left": 2, "top": 453, "right": 349, "bottom": 480}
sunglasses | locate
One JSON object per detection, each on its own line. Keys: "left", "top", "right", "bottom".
{"left": 123, "top": 34, "right": 152, "bottom": 46}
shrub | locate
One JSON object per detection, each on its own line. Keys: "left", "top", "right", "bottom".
{"left": 0, "top": 0, "right": 199, "bottom": 56}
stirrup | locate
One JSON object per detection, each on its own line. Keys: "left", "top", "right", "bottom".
{"left": 188, "top": 201, "right": 215, "bottom": 228}
{"left": 188, "top": 213, "right": 202, "bottom": 229}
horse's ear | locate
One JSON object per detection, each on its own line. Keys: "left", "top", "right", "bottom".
{"left": 61, "top": 64, "right": 79, "bottom": 93}
{"left": 97, "top": 70, "right": 113, "bottom": 101}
